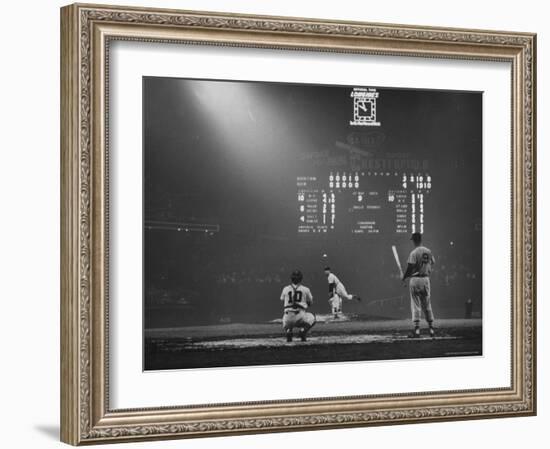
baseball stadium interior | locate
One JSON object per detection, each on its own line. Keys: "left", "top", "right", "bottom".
{"left": 142, "top": 77, "right": 483, "bottom": 370}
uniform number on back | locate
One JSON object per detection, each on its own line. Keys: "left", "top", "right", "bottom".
{"left": 287, "top": 290, "right": 303, "bottom": 306}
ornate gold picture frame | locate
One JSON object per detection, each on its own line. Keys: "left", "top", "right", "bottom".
{"left": 60, "top": 3, "right": 536, "bottom": 445}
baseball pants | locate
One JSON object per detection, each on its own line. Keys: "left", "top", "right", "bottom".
{"left": 336, "top": 283, "right": 353, "bottom": 301}
{"left": 409, "top": 277, "right": 434, "bottom": 323}
{"left": 329, "top": 295, "right": 342, "bottom": 314}
{"left": 282, "top": 309, "right": 316, "bottom": 331}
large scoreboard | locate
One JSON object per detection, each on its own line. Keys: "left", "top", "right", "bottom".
{"left": 297, "top": 170, "right": 432, "bottom": 236}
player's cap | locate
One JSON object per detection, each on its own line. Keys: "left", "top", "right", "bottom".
{"left": 411, "top": 232, "right": 422, "bottom": 243}
{"left": 324, "top": 266, "right": 331, "bottom": 271}
{"left": 291, "top": 269, "right": 303, "bottom": 284}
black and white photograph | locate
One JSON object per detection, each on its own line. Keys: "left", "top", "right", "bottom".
{"left": 143, "top": 77, "right": 483, "bottom": 371}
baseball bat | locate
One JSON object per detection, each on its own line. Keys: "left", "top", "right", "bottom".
{"left": 391, "top": 245, "right": 404, "bottom": 278}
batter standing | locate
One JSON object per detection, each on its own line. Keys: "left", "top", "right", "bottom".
{"left": 280, "top": 270, "right": 316, "bottom": 342}
{"left": 402, "top": 233, "right": 436, "bottom": 338}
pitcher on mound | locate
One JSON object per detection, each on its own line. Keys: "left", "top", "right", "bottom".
{"left": 324, "top": 266, "right": 361, "bottom": 319}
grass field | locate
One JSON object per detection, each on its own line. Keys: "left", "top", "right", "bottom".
{"left": 144, "top": 317, "right": 482, "bottom": 371}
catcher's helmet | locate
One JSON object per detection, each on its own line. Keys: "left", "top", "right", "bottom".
{"left": 291, "top": 269, "right": 303, "bottom": 284}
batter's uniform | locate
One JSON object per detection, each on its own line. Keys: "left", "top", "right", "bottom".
{"left": 407, "top": 246, "right": 435, "bottom": 323}
{"left": 280, "top": 284, "right": 315, "bottom": 331}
